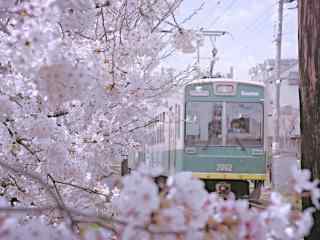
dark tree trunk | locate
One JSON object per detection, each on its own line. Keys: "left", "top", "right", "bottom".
{"left": 298, "top": 0, "right": 320, "bottom": 239}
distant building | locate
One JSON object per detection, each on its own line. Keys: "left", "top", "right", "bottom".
{"left": 249, "top": 59, "right": 300, "bottom": 156}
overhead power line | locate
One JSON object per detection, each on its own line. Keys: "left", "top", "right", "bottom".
{"left": 207, "top": 0, "right": 238, "bottom": 27}
{"left": 225, "top": 2, "right": 278, "bottom": 56}
{"left": 196, "top": 0, "right": 222, "bottom": 28}
{"left": 238, "top": 2, "right": 277, "bottom": 35}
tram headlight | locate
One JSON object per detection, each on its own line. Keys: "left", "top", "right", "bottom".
{"left": 216, "top": 182, "right": 231, "bottom": 195}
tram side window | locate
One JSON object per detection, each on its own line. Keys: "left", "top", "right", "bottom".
{"left": 151, "top": 117, "right": 157, "bottom": 145}
{"left": 160, "top": 112, "right": 165, "bottom": 143}
{"left": 147, "top": 122, "right": 152, "bottom": 145}
{"left": 162, "top": 112, "right": 166, "bottom": 143}
{"left": 156, "top": 115, "right": 159, "bottom": 144}
{"left": 155, "top": 116, "right": 158, "bottom": 144}
{"left": 156, "top": 114, "right": 163, "bottom": 144}
{"left": 175, "top": 104, "right": 181, "bottom": 139}
{"left": 149, "top": 120, "right": 154, "bottom": 145}
{"left": 159, "top": 113, "right": 162, "bottom": 143}
{"left": 152, "top": 120, "right": 156, "bottom": 145}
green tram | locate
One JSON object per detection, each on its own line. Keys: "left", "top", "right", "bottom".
{"left": 128, "top": 78, "right": 267, "bottom": 197}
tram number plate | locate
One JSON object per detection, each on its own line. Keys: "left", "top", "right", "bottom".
{"left": 216, "top": 164, "right": 233, "bottom": 172}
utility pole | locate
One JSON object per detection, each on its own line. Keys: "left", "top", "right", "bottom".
{"left": 273, "top": 0, "right": 284, "bottom": 155}
{"left": 196, "top": 38, "right": 201, "bottom": 76}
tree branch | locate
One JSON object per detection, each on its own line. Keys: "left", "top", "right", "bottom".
{"left": 47, "top": 110, "right": 69, "bottom": 118}
{"left": 47, "top": 174, "right": 111, "bottom": 200}
{"left": 0, "top": 160, "right": 72, "bottom": 224}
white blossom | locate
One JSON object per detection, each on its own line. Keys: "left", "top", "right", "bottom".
{"left": 114, "top": 171, "right": 160, "bottom": 225}
{"left": 290, "top": 166, "right": 313, "bottom": 193}
{"left": 122, "top": 225, "right": 150, "bottom": 240}
{"left": 173, "top": 30, "right": 199, "bottom": 53}
{"left": 294, "top": 208, "right": 315, "bottom": 239}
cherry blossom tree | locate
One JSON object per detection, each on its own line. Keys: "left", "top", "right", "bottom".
{"left": 0, "top": 0, "right": 197, "bottom": 211}
{"left": 0, "top": 0, "right": 319, "bottom": 239}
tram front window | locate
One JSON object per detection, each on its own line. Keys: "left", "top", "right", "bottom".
{"left": 185, "top": 102, "right": 263, "bottom": 147}
{"left": 226, "top": 103, "right": 263, "bottom": 146}
{"left": 185, "top": 102, "right": 223, "bottom": 146}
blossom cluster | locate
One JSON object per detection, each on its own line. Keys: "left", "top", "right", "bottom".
{"left": 0, "top": 0, "right": 193, "bottom": 212}
{"left": 0, "top": 166, "right": 319, "bottom": 240}
{"left": 112, "top": 165, "right": 319, "bottom": 240}
{"left": 173, "top": 29, "right": 201, "bottom": 53}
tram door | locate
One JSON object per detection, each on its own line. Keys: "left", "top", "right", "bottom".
{"left": 168, "top": 108, "right": 176, "bottom": 175}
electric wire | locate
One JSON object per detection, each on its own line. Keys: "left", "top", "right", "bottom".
{"left": 238, "top": 2, "right": 278, "bottom": 36}
{"left": 206, "top": 0, "right": 239, "bottom": 28}
{"left": 228, "top": 2, "right": 280, "bottom": 56}
{"left": 195, "top": 0, "right": 222, "bottom": 29}
{"left": 191, "top": 1, "right": 297, "bottom": 75}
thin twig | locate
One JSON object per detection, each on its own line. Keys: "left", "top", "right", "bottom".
{"left": 47, "top": 111, "right": 69, "bottom": 118}
{"left": 0, "top": 160, "right": 65, "bottom": 218}
{"left": 0, "top": 206, "right": 57, "bottom": 214}
{"left": 47, "top": 175, "right": 110, "bottom": 200}
{"left": 151, "top": 0, "right": 182, "bottom": 33}
{"left": 164, "top": 0, "right": 182, "bottom": 32}
{"left": 8, "top": 174, "right": 26, "bottom": 193}
{"left": 57, "top": 22, "right": 65, "bottom": 39}
{"left": 47, "top": 174, "right": 78, "bottom": 230}
{"left": 2, "top": 121, "right": 41, "bottom": 162}
{"left": 16, "top": 137, "right": 41, "bottom": 162}
{"left": 2, "top": 121, "right": 14, "bottom": 137}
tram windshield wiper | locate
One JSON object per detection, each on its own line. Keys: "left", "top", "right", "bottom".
{"left": 202, "top": 136, "right": 247, "bottom": 151}
{"left": 202, "top": 142, "right": 209, "bottom": 150}
{"left": 235, "top": 137, "right": 247, "bottom": 152}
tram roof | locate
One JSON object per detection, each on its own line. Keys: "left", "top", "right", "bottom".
{"left": 187, "top": 78, "right": 265, "bottom": 87}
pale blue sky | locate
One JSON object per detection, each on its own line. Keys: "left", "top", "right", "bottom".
{"left": 165, "top": 0, "right": 298, "bottom": 80}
